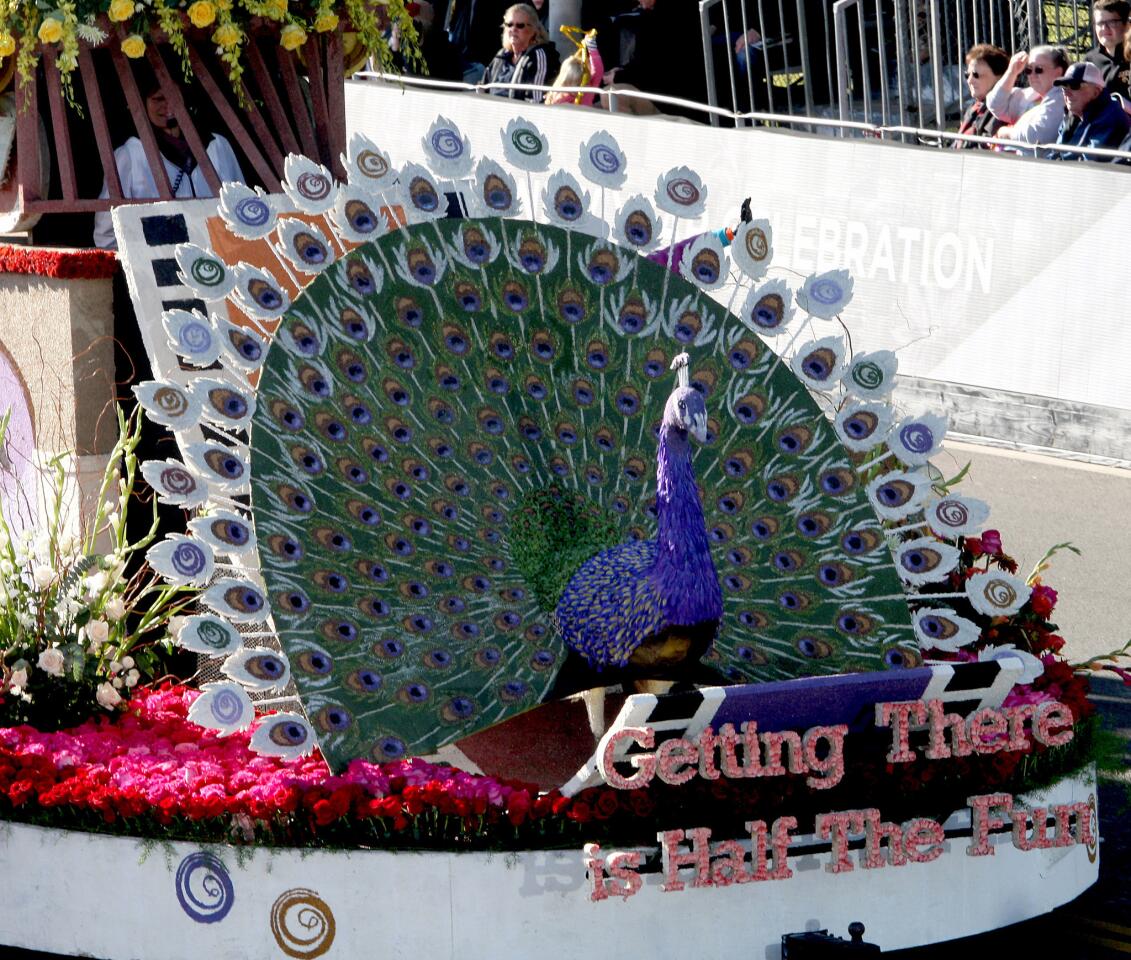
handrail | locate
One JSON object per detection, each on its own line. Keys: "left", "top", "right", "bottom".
{"left": 353, "top": 71, "right": 1131, "bottom": 165}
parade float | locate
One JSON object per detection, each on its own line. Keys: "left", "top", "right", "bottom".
{"left": 0, "top": 10, "right": 1125, "bottom": 958}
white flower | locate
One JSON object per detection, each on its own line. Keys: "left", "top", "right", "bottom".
{"left": 105, "top": 597, "right": 127, "bottom": 621}
{"left": 84, "top": 569, "right": 108, "bottom": 597}
{"left": 0, "top": 559, "right": 13, "bottom": 577}
{"left": 121, "top": 655, "right": 135, "bottom": 669}
{"left": 37, "top": 648, "right": 65, "bottom": 677}
{"left": 86, "top": 619, "right": 110, "bottom": 647}
{"left": 96, "top": 682, "right": 123, "bottom": 710}
{"left": 125, "top": 670, "right": 140, "bottom": 688}
{"left": 33, "top": 565, "right": 55, "bottom": 589}
{"left": 58, "top": 533, "right": 78, "bottom": 557}
{"left": 109, "top": 660, "right": 122, "bottom": 674}
{"left": 112, "top": 677, "right": 124, "bottom": 689}
{"left": 10, "top": 667, "right": 29, "bottom": 689}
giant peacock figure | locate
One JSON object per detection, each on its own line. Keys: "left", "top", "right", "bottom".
{"left": 134, "top": 116, "right": 1029, "bottom": 773}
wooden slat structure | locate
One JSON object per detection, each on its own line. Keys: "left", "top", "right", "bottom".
{"left": 9, "top": 22, "right": 348, "bottom": 219}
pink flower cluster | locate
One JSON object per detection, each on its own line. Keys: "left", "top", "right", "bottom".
{"left": 0, "top": 686, "right": 559, "bottom": 829}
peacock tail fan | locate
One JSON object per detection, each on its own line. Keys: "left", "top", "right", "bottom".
{"left": 245, "top": 217, "right": 915, "bottom": 770}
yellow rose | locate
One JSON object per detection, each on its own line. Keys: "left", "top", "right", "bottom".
{"left": 108, "top": 0, "right": 134, "bottom": 22}
{"left": 264, "top": 0, "right": 288, "bottom": 19}
{"left": 121, "top": 33, "right": 146, "bottom": 58}
{"left": 37, "top": 17, "right": 64, "bottom": 44}
{"left": 313, "top": 11, "right": 339, "bottom": 32}
{"left": 279, "top": 23, "right": 306, "bottom": 51}
{"left": 212, "top": 22, "right": 240, "bottom": 47}
{"left": 187, "top": 0, "right": 217, "bottom": 28}
{"left": 0, "top": 33, "right": 15, "bottom": 58}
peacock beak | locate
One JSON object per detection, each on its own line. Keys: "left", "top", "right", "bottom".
{"left": 690, "top": 412, "right": 707, "bottom": 443}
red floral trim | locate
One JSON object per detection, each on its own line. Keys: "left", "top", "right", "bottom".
{"left": 0, "top": 245, "right": 117, "bottom": 280}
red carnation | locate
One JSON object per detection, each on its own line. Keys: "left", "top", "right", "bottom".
{"left": 981, "top": 530, "right": 1003, "bottom": 555}
{"left": 1029, "top": 584, "right": 1058, "bottom": 619}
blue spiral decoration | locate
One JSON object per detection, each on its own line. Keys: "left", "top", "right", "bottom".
{"left": 177, "top": 320, "right": 213, "bottom": 355}
{"left": 589, "top": 144, "right": 619, "bottom": 175}
{"left": 234, "top": 197, "right": 271, "bottom": 228}
{"left": 209, "top": 687, "right": 246, "bottom": 726}
{"left": 172, "top": 541, "right": 209, "bottom": 578}
{"left": 175, "top": 852, "right": 235, "bottom": 924}
{"left": 898, "top": 422, "right": 935, "bottom": 454}
{"left": 431, "top": 127, "right": 464, "bottom": 160}
{"left": 809, "top": 278, "right": 844, "bottom": 305}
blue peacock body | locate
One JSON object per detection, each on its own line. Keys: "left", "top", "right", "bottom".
{"left": 136, "top": 121, "right": 994, "bottom": 773}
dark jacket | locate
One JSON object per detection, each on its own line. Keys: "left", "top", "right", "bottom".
{"left": 1051, "top": 92, "right": 1131, "bottom": 161}
{"left": 1083, "top": 44, "right": 1131, "bottom": 100}
{"left": 952, "top": 100, "right": 1003, "bottom": 148}
{"left": 481, "top": 41, "right": 560, "bottom": 102}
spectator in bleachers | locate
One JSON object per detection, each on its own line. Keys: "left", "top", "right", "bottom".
{"left": 1085, "top": 0, "right": 1130, "bottom": 100}
{"left": 986, "top": 46, "right": 1068, "bottom": 147}
{"left": 1049, "top": 62, "right": 1130, "bottom": 160}
{"left": 446, "top": 0, "right": 508, "bottom": 83}
{"left": 953, "top": 44, "right": 1008, "bottom": 148}
{"left": 545, "top": 29, "right": 604, "bottom": 106}
{"left": 480, "top": 3, "right": 560, "bottom": 102}
{"left": 392, "top": 1, "right": 463, "bottom": 82}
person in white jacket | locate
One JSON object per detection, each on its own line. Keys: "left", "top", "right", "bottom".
{"left": 93, "top": 79, "right": 244, "bottom": 249}
{"left": 985, "top": 46, "right": 1070, "bottom": 148}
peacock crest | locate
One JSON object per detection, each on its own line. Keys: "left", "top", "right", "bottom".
{"left": 132, "top": 119, "right": 1004, "bottom": 772}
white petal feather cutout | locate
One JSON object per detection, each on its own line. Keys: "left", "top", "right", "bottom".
{"left": 447, "top": 220, "right": 502, "bottom": 270}
{"left": 844, "top": 349, "right": 898, "bottom": 399}
{"left": 654, "top": 166, "right": 707, "bottom": 219}
{"left": 501, "top": 117, "right": 551, "bottom": 173}
{"left": 541, "top": 170, "right": 591, "bottom": 229}
{"left": 202, "top": 577, "right": 270, "bottom": 623}
{"left": 422, "top": 115, "right": 474, "bottom": 180}
{"left": 146, "top": 534, "right": 216, "bottom": 586}
{"left": 923, "top": 495, "right": 991, "bottom": 537}
{"left": 174, "top": 243, "right": 236, "bottom": 300}
{"left": 230, "top": 262, "right": 290, "bottom": 321}
{"left": 172, "top": 614, "right": 244, "bottom": 656}
{"left": 893, "top": 537, "right": 960, "bottom": 586}
{"left": 835, "top": 400, "right": 895, "bottom": 453}
{"left": 276, "top": 218, "right": 336, "bottom": 274}
{"left": 911, "top": 607, "right": 982, "bottom": 652}
{"left": 679, "top": 231, "right": 728, "bottom": 291}
{"left": 250, "top": 713, "right": 315, "bottom": 759}
{"left": 132, "top": 380, "right": 203, "bottom": 430}
{"left": 469, "top": 158, "right": 521, "bottom": 218}
{"left": 139, "top": 459, "right": 209, "bottom": 509}
{"left": 866, "top": 470, "right": 932, "bottom": 521}
{"left": 187, "top": 509, "right": 256, "bottom": 556}
{"left": 221, "top": 646, "right": 292, "bottom": 691}
{"left": 282, "top": 154, "right": 338, "bottom": 215}
{"left": 342, "top": 132, "right": 394, "bottom": 191}
{"left": 790, "top": 336, "right": 846, "bottom": 392}
{"left": 398, "top": 161, "right": 446, "bottom": 223}
{"left": 612, "top": 194, "right": 663, "bottom": 252}
{"left": 729, "top": 219, "right": 773, "bottom": 281}
{"left": 502, "top": 229, "right": 559, "bottom": 277}
{"left": 183, "top": 440, "right": 251, "bottom": 495}
{"left": 965, "top": 570, "right": 1030, "bottom": 618}
{"left": 888, "top": 413, "right": 948, "bottom": 467}
{"left": 189, "top": 376, "right": 256, "bottom": 431}
{"left": 739, "top": 278, "right": 794, "bottom": 335}
{"left": 331, "top": 186, "right": 388, "bottom": 243}
{"left": 213, "top": 314, "right": 267, "bottom": 374}
{"left": 162, "top": 309, "right": 222, "bottom": 367}
{"left": 796, "top": 268, "right": 854, "bottom": 319}
{"left": 187, "top": 682, "right": 256, "bottom": 735}
{"left": 578, "top": 130, "right": 627, "bottom": 189}
{"left": 979, "top": 646, "right": 1044, "bottom": 685}
{"left": 218, "top": 183, "right": 276, "bottom": 240}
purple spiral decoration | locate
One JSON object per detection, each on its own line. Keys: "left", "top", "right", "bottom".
{"left": 178, "top": 321, "right": 213, "bottom": 354}
{"left": 209, "top": 687, "right": 245, "bottom": 726}
{"left": 159, "top": 466, "right": 197, "bottom": 496}
{"left": 933, "top": 499, "right": 968, "bottom": 528}
{"left": 296, "top": 171, "right": 332, "bottom": 202}
{"left": 430, "top": 127, "right": 464, "bottom": 159}
{"left": 175, "top": 852, "right": 234, "bottom": 924}
{"left": 234, "top": 196, "right": 271, "bottom": 227}
{"left": 898, "top": 422, "right": 935, "bottom": 454}
{"left": 589, "top": 144, "right": 619, "bottom": 174}
{"left": 172, "top": 541, "right": 209, "bottom": 578}
{"left": 665, "top": 177, "right": 701, "bottom": 207}
{"left": 809, "top": 278, "right": 844, "bottom": 305}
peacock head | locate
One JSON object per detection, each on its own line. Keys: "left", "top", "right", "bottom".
{"left": 664, "top": 352, "right": 708, "bottom": 443}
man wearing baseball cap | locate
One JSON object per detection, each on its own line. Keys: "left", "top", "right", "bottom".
{"left": 1049, "top": 61, "right": 1131, "bottom": 160}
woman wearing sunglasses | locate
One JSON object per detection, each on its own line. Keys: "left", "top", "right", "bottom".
{"left": 481, "top": 3, "right": 560, "bottom": 102}
{"left": 953, "top": 44, "right": 1009, "bottom": 149}
{"left": 986, "top": 46, "right": 1070, "bottom": 147}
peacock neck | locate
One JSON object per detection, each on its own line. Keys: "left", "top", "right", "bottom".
{"left": 653, "top": 423, "right": 722, "bottom": 622}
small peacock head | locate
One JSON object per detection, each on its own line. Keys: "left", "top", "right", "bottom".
{"left": 664, "top": 352, "right": 708, "bottom": 443}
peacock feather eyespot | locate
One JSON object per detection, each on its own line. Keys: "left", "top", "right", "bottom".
{"left": 749, "top": 515, "right": 780, "bottom": 541}
{"left": 553, "top": 184, "right": 583, "bottom": 222}
{"left": 345, "top": 199, "right": 379, "bottom": 236}
{"left": 734, "top": 644, "right": 769, "bottom": 666}
{"left": 473, "top": 647, "right": 501, "bottom": 669}
{"left": 766, "top": 474, "right": 800, "bottom": 503}
{"left": 485, "top": 333, "right": 514, "bottom": 361}
{"left": 266, "top": 534, "right": 304, "bottom": 562}
{"left": 395, "top": 296, "right": 423, "bottom": 328}
{"left": 481, "top": 173, "right": 513, "bottom": 214}
{"left": 290, "top": 445, "right": 324, "bottom": 475}
{"left": 298, "top": 364, "right": 332, "bottom": 399}
{"left": 359, "top": 597, "right": 391, "bottom": 619}
{"left": 778, "top": 589, "right": 813, "bottom": 611}
{"left": 454, "top": 622, "right": 481, "bottom": 640}
{"left": 499, "top": 279, "right": 529, "bottom": 314}
{"left": 222, "top": 584, "right": 265, "bottom": 615}
{"left": 338, "top": 457, "right": 369, "bottom": 485}
{"left": 477, "top": 408, "right": 505, "bottom": 436}
{"left": 836, "top": 610, "right": 875, "bottom": 636}
{"left": 225, "top": 327, "right": 262, "bottom": 364}
{"left": 736, "top": 609, "right": 770, "bottom": 629}
{"left": 882, "top": 645, "right": 921, "bottom": 669}
{"left": 772, "top": 549, "right": 806, "bottom": 572}
{"left": 374, "top": 637, "right": 406, "bottom": 660}
{"left": 690, "top": 247, "right": 721, "bottom": 285}
{"left": 337, "top": 350, "right": 368, "bottom": 384}
{"left": 586, "top": 249, "right": 620, "bottom": 285}
{"left": 555, "top": 421, "right": 578, "bottom": 445}
{"left": 425, "top": 559, "right": 455, "bottom": 579}
{"left": 673, "top": 309, "right": 702, "bottom": 343}
{"left": 723, "top": 448, "right": 754, "bottom": 478}
{"left": 732, "top": 392, "right": 766, "bottom": 425}
{"left": 776, "top": 425, "right": 814, "bottom": 455}
{"left": 517, "top": 237, "right": 547, "bottom": 273}
{"left": 247, "top": 277, "right": 284, "bottom": 311}
{"left": 841, "top": 527, "right": 882, "bottom": 555}
{"left": 314, "top": 705, "right": 353, "bottom": 734}
{"left": 345, "top": 669, "right": 382, "bottom": 694}
{"left": 399, "top": 579, "right": 431, "bottom": 600}
{"left": 402, "top": 614, "right": 434, "bottom": 635}
{"left": 423, "top": 649, "right": 452, "bottom": 672}
{"left": 385, "top": 532, "right": 416, "bottom": 557}
{"left": 402, "top": 459, "right": 430, "bottom": 483}
{"left": 623, "top": 456, "right": 647, "bottom": 482}
{"left": 406, "top": 246, "right": 438, "bottom": 285}
{"left": 727, "top": 545, "right": 753, "bottom": 567}
{"left": 818, "top": 562, "right": 854, "bottom": 587}
{"left": 277, "top": 483, "right": 314, "bottom": 514}
{"left": 710, "top": 521, "right": 736, "bottom": 542}
{"left": 614, "top": 386, "right": 642, "bottom": 417}
{"left": 461, "top": 226, "right": 491, "bottom": 264}
{"left": 441, "top": 323, "right": 470, "bottom": 356}
{"left": 313, "top": 526, "right": 352, "bottom": 552}
{"left": 362, "top": 438, "right": 390, "bottom": 464}
{"left": 431, "top": 498, "right": 458, "bottom": 521}
{"left": 427, "top": 397, "right": 456, "bottom": 426}
{"left": 277, "top": 589, "right": 311, "bottom": 613}
{"left": 498, "top": 679, "right": 530, "bottom": 703}
{"left": 372, "top": 737, "right": 407, "bottom": 762}
{"left": 286, "top": 321, "right": 321, "bottom": 356}
{"left": 385, "top": 416, "right": 413, "bottom": 444}
{"left": 795, "top": 636, "right": 834, "bottom": 659}
{"left": 313, "top": 570, "right": 350, "bottom": 594}
{"left": 725, "top": 573, "right": 753, "bottom": 593}
{"left": 461, "top": 573, "right": 491, "bottom": 594}
{"left": 269, "top": 400, "right": 305, "bottom": 433}
{"left": 796, "top": 511, "right": 833, "bottom": 538}
{"left": 384, "top": 476, "right": 413, "bottom": 501}
{"left": 408, "top": 174, "right": 440, "bottom": 214}
{"left": 819, "top": 467, "right": 856, "bottom": 497}
{"left": 468, "top": 441, "right": 494, "bottom": 466}
{"left": 624, "top": 209, "right": 653, "bottom": 246}
{"left": 716, "top": 490, "right": 745, "bottom": 515}
{"left": 453, "top": 281, "right": 482, "bottom": 313}
{"left": 556, "top": 288, "right": 586, "bottom": 324}
{"left": 381, "top": 377, "right": 409, "bottom": 407}
{"left": 585, "top": 340, "right": 609, "bottom": 370}
{"left": 441, "top": 697, "right": 477, "bottom": 723}
{"left": 396, "top": 679, "right": 432, "bottom": 704}
{"left": 346, "top": 258, "right": 376, "bottom": 295}
{"left": 593, "top": 427, "right": 617, "bottom": 453}
{"left": 357, "top": 559, "right": 388, "bottom": 583}
{"left": 528, "top": 330, "right": 556, "bottom": 362}
{"left": 297, "top": 651, "right": 334, "bottom": 676}
{"left": 445, "top": 475, "right": 471, "bottom": 497}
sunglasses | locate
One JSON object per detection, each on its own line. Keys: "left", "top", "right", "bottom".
{"left": 1023, "top": 66, "right": 1046, "bottom": 75}
{"left": 965, "top": 70, "right": 983, "bottom": 78}
{"left": 503, "top": 20, "right": 531, "bottom": 28}
{"left": 1096, "top": 18, "right": 1127, "bottom": 30}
